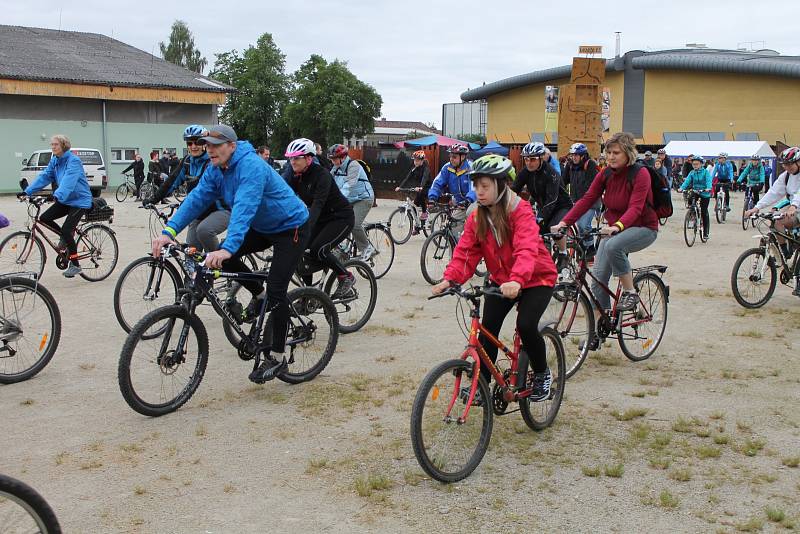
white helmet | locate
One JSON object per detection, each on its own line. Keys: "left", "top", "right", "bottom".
{"left": 285, "top": 138, "right": 315, "bottom": 158}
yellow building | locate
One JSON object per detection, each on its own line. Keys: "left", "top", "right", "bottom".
{"left": 460, "top": 48, "right": 800, "bottom": 147}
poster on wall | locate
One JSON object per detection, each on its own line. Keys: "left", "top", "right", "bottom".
{"left": 601, "top": 87, "right": 611, "bottom": 132}
{"left": 545, "top": 85, "right": 560, "bottom": 134}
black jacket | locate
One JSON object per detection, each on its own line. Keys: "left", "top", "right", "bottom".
{"left": 122, "top": 159, "right": 145, "bottom": 179}
{"left": 681, "top": 161, "right": 693, "bottom": 178}
{"left": 398, "top": 163, "right": 432, "bottom": 190}
{"left": 562, "top": 157, "right": 599, "bottom": 204}
{"left": 168, "top": 156, "right": 181, "bottom": 176}
{"left": 511, "top": 164, "right": 572, "bottom": 223}
{"left": 148, "top": 160, "right": 162, "bottom": 180}
{"left": 288, "top": 162, "right": 352, "bottom": 229}
{"left": 159, "top": 156, "right": 170, "bottom": 174}
{"left": 317, "top": 154, "right": 333, "bottom": 171}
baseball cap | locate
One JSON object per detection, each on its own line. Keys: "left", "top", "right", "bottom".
{"left": 200, "top": 124, "right": 238, "bottom": 145}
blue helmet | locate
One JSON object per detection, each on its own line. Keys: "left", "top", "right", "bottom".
{"left": 569, "top": 143, "right": 588, "bottom": 156}
{"left": 521, "top": 142, "right": 546, "bottom": 157}
{"left": 183, "top": 124, "right": 205, "bottom": 141}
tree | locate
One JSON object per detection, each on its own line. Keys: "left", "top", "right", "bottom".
{"left": 283, "top": 55, "right": 383, "bottom": 148}
{"left": 458, "top": 133, "right": 487, "bottom": 145}
{"left": 160, "top": 20, "right": 207, "bottom": 74}
{"left": 209, "top": 33, "right": 290, "bottom": 148}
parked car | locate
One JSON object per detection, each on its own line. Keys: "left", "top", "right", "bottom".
{"left": 20, "top": 148, "right": 107, "bottom": 197}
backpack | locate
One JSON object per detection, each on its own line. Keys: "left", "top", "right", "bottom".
{"left": 355, "top": 159, "right": 372, "bottom": 181}
{"left": 603, "top": 164, "right": 673, "bottom": 219}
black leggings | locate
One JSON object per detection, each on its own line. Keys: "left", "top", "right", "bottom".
{"left": 699, "top": 197, "right": 710, "bottom": 236}
{"left": 479, "top": 285, "right": 553, "bottom": 383}
{"left": 222, "top": 223, "right": 309, "bottom": 354}
{"left": 414, "top": 188, "right": 429, "bottom": 213}
{"left": 716, "top": 181, "right": 731, "bottom": 206}
{"left": 39, "top": 201, "right": 87, "bottom": 262}
{"left": 304, "top": 213, "right": 354, "bottom": 280}
{"left": 747, "top": 184, "right": 763, "bottom": 206}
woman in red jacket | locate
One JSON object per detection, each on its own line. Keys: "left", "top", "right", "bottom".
{"left": 551, "top": 132, "right": 658, "bottom": 349}
{"left": 432, "top": 155, "right": 557, "bottom": 401}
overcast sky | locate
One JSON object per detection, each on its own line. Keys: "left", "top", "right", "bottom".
{"left": 5, "top": 0, "right": 800, "bottom": 127}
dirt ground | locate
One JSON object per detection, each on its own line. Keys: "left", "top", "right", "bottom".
{"left": 1, "top": 191, "right": 798, "bottom": 533}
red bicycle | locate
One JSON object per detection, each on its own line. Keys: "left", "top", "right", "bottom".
{"left": 410, "top": 285, "right": 565, "bottom": 482}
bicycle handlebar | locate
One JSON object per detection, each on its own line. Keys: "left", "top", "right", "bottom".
{"left": 428, "top": 284, "right": 507, "bottom": 301}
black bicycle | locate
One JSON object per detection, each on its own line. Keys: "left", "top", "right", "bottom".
{"left": 420, "top": 203, "right": 486, "bottom": 285}
{"left": 118, "top": 243, "right": 339, "bottom": 417}
{"left": 0, "top": 474, "right": 62, "bottom": 533}
{"left": 335, "top": 222, "right": 395, "bottom": 279}
{"left": 682, "top": 189, "right": 710, "bottom": 247}
{"left": 741, "top": 185, "right": 757, "bottom": 231}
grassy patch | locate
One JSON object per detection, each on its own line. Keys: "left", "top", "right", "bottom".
{"left": 648, "top": 456, "right": 671, "bottom": 470}
{"left": 603, "top": 463, "right": 624, "bottom": 478}
{"left": 765, "top": 507, "right": 785, "bottom": 523}
{"left": 650, "top": 432, "right": 673, "bottom": 450}
{"left": 195, "top": 424, "right": 208, "bottom": 437}
{"left": 611, "top": 407, "right": 648, "bottom": 421}
{"left": 734, "top": 516, "right": 764, "bottom": 532}
{"left": 669, "top": 467, "right": 692, "bottom": 482}
{"left": 733, "top": 330, "right": 764, "bottom": 339}
{"left": 672, "top": 416, "right": 693, "bottom": 433}
{"left": 362, "top": 325, "right": 408, "bottom": 337}
{"left": 659, "top": 490, "right": 679, "bottom": 509}
{"left": 581, "top": 465, "right": 601, "bottom": 477}
{"left": 697, "top": 445, "right": 722, "bottom": 459}
{"left": 713, "top": 434, "right": 730, "bottom": 445}
{"left": 354, "top": 473, "right": 394, "bottom": 498}
{"left": 781, "top": 456, "right": 799, "bottom": 468}
{"left": 740, "top": 437, "right": 766, "bottom": 457}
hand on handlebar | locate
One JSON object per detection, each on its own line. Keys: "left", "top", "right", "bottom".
{"left": 550, "top": 221, "right": 567, "bottom": 234}
{"left": 151, "top": 234, "right": 174, "bottom": 258}
{"left": 431, "top": 280, "right": 451, "bottom": 296}
{"left": 204, "top": 249, "right": 231, "bottom": 269}
{"left": 744, "top": 207, "right": 759, "bottom": 218}
{"left": 499, "top": 281, "right": 521, "bottom": 299}
{"left": 16, "top": 192, "right": 28, "bottom": 200}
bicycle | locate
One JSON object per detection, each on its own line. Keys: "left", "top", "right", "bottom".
{"left": 714, "top": 182, "right": 730, "bottom": 223}
{"left": 410, "top": 284, "right": 566, "bottom": 482}
{"left": 334, "top": 222, "right": 395, "bottom": 279}
{"left": 681, "top": 189, "right": 710, "bottom": 247}
{"left": 0, "top": 473, "right": 62, "bottom": 533}
{"left": 118, "top": 243, "right": 339, "bottom": 417}
{"left": 730, "top": 212, "right": 800, "bottom": 309}
{"left": 419, "top": 203, "right": 486, "bottom": 285}
{"left": 387, "top": 188, "right": 431, "bottom": 244}
{"left": 741, "top": 185, "right": 757, "bottom": 231}
{"left": 115, "top": 172, "right": 138, "bottom": 202}
{"left": 0, "top": 273, "right": 61, "bottom": 384}
{"left": 545, "top": 229, "right": 669, "bottom": 378}
{"left": 0, "top": 196, "right": 118, "bottom": 281}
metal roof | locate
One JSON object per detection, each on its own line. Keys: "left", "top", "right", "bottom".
{"left": 0, "top": 25, "right": 233, "bottom": 93}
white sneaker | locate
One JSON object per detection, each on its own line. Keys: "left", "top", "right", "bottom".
{"left": 361, "top": 244, "right": 377, "bottom": 261}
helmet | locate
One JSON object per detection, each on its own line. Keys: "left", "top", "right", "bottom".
{"left": 657, "top": 148, "right": 666, "bottom": 154}
{"left": 521, "top": 142, "right": 546, "bottom": 157}
{"left": 751, "top": 153, "right": 761, "bottom": 160}
{"left": 780, "top": 147, "right": 800, "bottom": 164}
{"left": 327, "top": 144, "right": 348, "bottom": 159}
{"left": 644, "top": 151, "right": 653, "bottom": 157}
{"left": 448, "top": 143, "right": 469, "bottom": 155}
{"left": 568, "top": 143, "right": 588, "bottom": 156}
{"left": 718, "top": 152, "right": 728, "bottom": 158}
{"left": 412, "top": 150, "right": 426, "bottom": 160}
{"left": 183, "top": 124, "right": 205, "bottom": 141}
{"left": 468, "top": 154, "right": 515, "bottom": 180}
{"left": 285, "top": 138, "right": 315, "bottom": 158}
{"left": 690, "top": 155, "right": 704, "bottom": 163}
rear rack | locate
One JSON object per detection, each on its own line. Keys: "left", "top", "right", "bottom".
{"left": 632, "top": 265, "right": 667, "bottom": 275}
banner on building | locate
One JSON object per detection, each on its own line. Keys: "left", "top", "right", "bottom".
{"left": 601, "top": 87, "right": 611, "bottom": 132}
{"left": 545, "top": 85, "right": 560, "bottom": 134}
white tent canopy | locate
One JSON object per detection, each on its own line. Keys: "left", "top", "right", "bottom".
{"left": 663, "top": 141, "right": 775, "bottom": 159}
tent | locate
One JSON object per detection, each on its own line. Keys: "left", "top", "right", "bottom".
{"left": 663, "top": 141, "right": 775, "bottom": 160}
{"left": 471, "top": 141, "right": 509, "bottom": 157}
{"left": 394, "top": 134, "right": 480, "bottom": 150}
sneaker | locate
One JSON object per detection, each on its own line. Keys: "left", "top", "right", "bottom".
{"left": 529, "top": 369, "right": 552, "bottom": 402}
{"left": 62, "top": 262, "right": 82, "bottom": 278}
{"left": 241, "top": 295, "right": 265, "bottom": 324}
{"left": 248, "top": 356, "right": 287, "bottom": 384}
{"left": 617, "top": 291, "right": 640, "bottom": 312}
{"left": 703, "top": 234, "right": 710, "bottom": 241}
{"left": 361, "top": 244, "right": 378, "bottom": 261}
{"left": 459, "top": 384, "right": 483, "bottom": 406}
{"left": 332, "top": 272, "right": 356, "bottom": 299}
{"left": 556, "top": 253, "right": 572, "bottom": 282}
{"left": 579, "top": 335, "right": 602, "bottom": 352}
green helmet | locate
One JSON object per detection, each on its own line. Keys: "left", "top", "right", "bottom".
{"left": 468, "top": 154, "right": 515, "bottom": 181}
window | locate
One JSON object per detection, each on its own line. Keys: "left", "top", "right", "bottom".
{"left": 38, "top": 152, "right": 52, "bottom": 166}
{"left": 111, "top": 148, "right": 138, "bottom": 163}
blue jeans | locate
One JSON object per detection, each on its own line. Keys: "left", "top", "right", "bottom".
{"left": 577, "top": 208, "right": 600, "bottom": 246}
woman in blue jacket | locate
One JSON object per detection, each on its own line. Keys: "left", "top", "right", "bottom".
{"left": 679, "top": 156, "right": 713, "bottom": 240}
{"left": 20, "top": 135, "right": 92, "bottom": 278}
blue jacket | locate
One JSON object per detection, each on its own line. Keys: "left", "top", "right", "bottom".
{"left": 428, "top": 160, "right": 476, "bottom": 204}
{"left": 737, "top": 163, "right": 765, "bottom": 186}
{"left": 166, "top": 141, "right": 308, "bottom": 255}
{"left": 712, "top": 161, "right": 734, "bottom": 182}
{"left": 547, "top": 154, "right": 561, "bottom": 176}
{"left": 680, "top": 168, "right": 713, "bottom": 198}
{"left": 332, "top": 156, "right": 374, "bottom": 203}
{"left": 169, "top": 152, "right": 211, "bottom": 194}
{"left": 25, "top": 150, "right": 93, "bottom": 209}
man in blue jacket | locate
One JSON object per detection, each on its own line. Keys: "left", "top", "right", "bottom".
{"left": 711, "top": 152, "right": 734, "bottom": 211}
{"left": 151, "top": 124, "right": 309, "bottom": 384}
{"left": 20, "top": 134, "right": 93, "bottom": 278}
{"left": 428, "top": 144, "right": 475, "bottom": 205}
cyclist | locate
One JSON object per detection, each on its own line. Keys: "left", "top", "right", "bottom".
{"left": 395, "top": 150, "right": 432, "bottom": 231}
{"left": 19, "top": 134, "right": 92, "bottom": 278}
{"left": 150, "top": 125, "right": 231, "bottom": 253}
{"left": 428, "top": 143, "right": 476, "bottom": 236}
{"left": 431, "top": 155, "right": 557, "bottom": 401}
{"left": 121, "top": 153, "right": 145, "bottom": 200}
{"left": 151, "top": 124, "right": 310, "bottom": 383}
{"left": 561, "top": 142, "right": 600, "bottom": 253}
{"left": 597, "top": 154, "right": 608, "bottom": 173}
{"left": 285, "top": 139, "right": 356, "bottom": 297}
{"left": 737, "top": 154, "right": 765, "bottom": 207}
{"left": 678, "top": 155, "right": 712, "bottom": 240}
{"left": 552, "top": 132, "right": 658, "bottom": 347}
{"left": 329, "top": 144, "right": 376, "bottom": 261}
{"left": 745, "top": 146, "right": 800, "bottom": 295}
{"left": 711, "top": 152, "right": 734, "bottom": 211}
{"left": 512, "top": 142, "right": 572, "bottom": 277}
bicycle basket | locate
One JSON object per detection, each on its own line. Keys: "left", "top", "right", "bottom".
{"left": 84, "top": 199, "right": 114, "bottom": 222}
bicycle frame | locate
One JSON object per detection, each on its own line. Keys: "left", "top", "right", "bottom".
{"left": 752, "top": 217, "right": 800, "bottom": 279}
{"left": 17, "top": 199, "right": 94, "bottom": 263}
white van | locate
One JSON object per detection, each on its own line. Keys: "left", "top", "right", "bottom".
{"left": 20, "top": 148, "right": 108, "bottom": 197}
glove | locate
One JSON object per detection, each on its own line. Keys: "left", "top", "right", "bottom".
{"left": 16, "top": 192, "right": 27, "bottom": 200}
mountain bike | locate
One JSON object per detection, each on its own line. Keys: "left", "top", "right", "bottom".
{"left": 741, "top": 185, "right": 757, "bottom": 231}
{"left": 419, "top": 204, "right": 486, "bottom": 285}
{"left": 410, "top": 284, "right": 565, "bottom": 482}
{"left": 387, "top": 188, "right": 431, "bottom": 244}
{"left": 0, "top": 473, "right": 62, "bottom": 533}
{"left": 0, "top": 273, "right": 61, "bottom": 384}
{"left": 731, "top": 212, "right": 800, "bottom": 308}
{"left": 714, "top": 182, "right": 730, "bottom": 223}
{"left": 545, "top": 229, "right": 669, "bottom": 378}
{"left": 334, "top": 222, "right": 395, "bottom": 279}
{"left": 118, "top": 243, "right": 339, "bottom": 417}
{"left": 116, "top": 172, "right": 138, "bottom": 202}
{"left": 0, "top": 196, "right": 118, "bottom": 281}
{"left": 682, "top": 189, "right": 710, "bottom": 247}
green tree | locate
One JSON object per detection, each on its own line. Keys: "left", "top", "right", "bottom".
{"left": 209, "top": 33, "right": 290, "bottom": 148}
{"left": 283, "top": 55, "right": 383, "bottom": 148}
{"left": 458, "top": 133, "right": 487, "bottom": 145}
{"left": 159, "top": 20, "right": 207, "bottom": 74}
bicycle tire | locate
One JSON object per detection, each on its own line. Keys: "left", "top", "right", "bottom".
{"left": 683, "top": 210, "right": 697, "bottom": 248}
{"left": 0, "top": 474, "right": 62, "bottom": 534}
{"left": 429, "top": 210, "right": 447, "bottom": 235}
{"left": 420, "top": 230, "right": 453, "bottom": 285}
{"left": 715, "top": 197, "right": 723, "bottom": 224}
{"left": 0, "top": 277, "right": 61, "bottom": 384}
{"left": 118, "top": 305, "right": 209, "bottom": 417}
{"left": 115, "top": 183, "right": 129, "bottom": 202}
{"left": 77, "top": 224, "right": 119, "bottom": 282}
{"left": 0, "top": 231, "right": 46, "bottom": 279}
{"left": 618, "top": 272, "right": 669, "bottom": 362}
{"left": 555, "top": 288, "right": 594, "bottom": 379}
{"left": 113, "top": 256, "right": 183, "bottom": 335}
{"left": 410, "top": 359, "right": 493, "bottom": 483}
{"left": 364, "top": 225, "right": 395, "bottom": 279}
{"left": 730, "top": 247, "right": 777, "bottom": 309}
{"left": 520, "top": 326, "right": 566, "bottom": 430}
{"left": 322, "top": 259, "right": 377, "bottom": 333}
{"left": 174, "top": 183, "right": 187, "bottom": 202}
{"left": 388, "top": 208, "right": 413, "bottom": 245}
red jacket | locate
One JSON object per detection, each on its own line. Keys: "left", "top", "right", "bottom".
{"left": 562, "top": 165, "right": 659, "bottom": 231}
{"left": 443, "top": 199, "right": 557, "bottom": 288}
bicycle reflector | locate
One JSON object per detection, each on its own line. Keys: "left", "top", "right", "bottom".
{"left": 39, "top": 332, "right": 48, "bottom": 352}
{"left": 432, "top": 385, "right": 440, "bottom": 401}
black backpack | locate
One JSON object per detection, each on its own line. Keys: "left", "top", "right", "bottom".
{"left": 603, "top": 164, "right": 673, "bottom": 219}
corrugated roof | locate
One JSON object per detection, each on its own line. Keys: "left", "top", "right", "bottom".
{"left": 374, "top": 119, "right": 439, "bottom": 133}
{"left": 0, "top": 25, "right": 233, "bottom": 92}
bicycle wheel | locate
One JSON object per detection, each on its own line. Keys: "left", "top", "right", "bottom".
{"left": 429, "top": 210, "right": 447, "bottom": 235}
{"left": 553, "top": 287, "right": 594, "bottom": 379}
{"left": 364, "top": 225, "right": 395, "bottom": 279}
{"left": 115, "top": 183, "right": 129, "bottom": 202}
{"left": 618, "top": 273, "right": 668, "bottom": 361}
{"left": 77, "top": 224, "right": 119, "bottom": 281}
{"left": 420, "top": 230, "right": 453, "bottom": 285}
{"left": 0, "top": 277, "right": 61, "bottom": 384}
{"left": 715, "top": 197, "right": 724, "bottom": 224}
{"left": 683, "top": 210, "right": 697, "bottom": 248}
{"left": 322, "top": 259, "right": 377, "bottom": 334}
{"left": 730, "top": 247, "right": 777, "bottom": 309}
{"left": 0, "top": 231, "right": 46, "bottom": 279}
{"left": 113, "top": 256, "right": 182, "bottom": 334}
{"left": 410, "top": 359, "right": 493, "bottom": 483}
{"left": 0, "top": 474, "right": 62, "bottom": 534}
{"left": 519, "top": 327, "right": 566, "bottom": 430}
{"left": 174, "top": 183, "right": 187, "bottom": 202}
{"left": 118, "top": 305, "right": 209, "bottom": 417}
{"left": 741, "top": 196, "right": 752, "bottom": 231}
{"left": 277, "top": 286, "right": 339, "bottom": 384}
{"left": 388, "top": 208, "right": 413, "bottom": 245}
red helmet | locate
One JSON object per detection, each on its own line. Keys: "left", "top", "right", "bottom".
{"left": 327, "top": 144, "right": 349, "bottom": 159}
{"left": 780, "top": 146, "right": 800, "bottom": 164}
{"left": 448, "top": 143, "right": 469, "bottom": 155}
{"left": 412, "top": 150, "right": 426, "bottom": 160}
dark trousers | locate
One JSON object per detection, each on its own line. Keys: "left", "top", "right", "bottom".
{"left": 748, "top": 184, "right": 763, "bottom": 206}
{"left": 414, "top": 188, "right": 429, "bottom": 213}
{"left": 479, "top": 285, "right": 553, "bottom": 382}
{"left": 134, "top": 174, "right": 144, "bottom": 197}
{"left": 699, "top": 197, "right": 710, "bottom": 237}
{"left": 39, "top": 201, "right": 87, "bottom": 262}
{"left": 222, "top": 223, "right": 309, "bottom": 353}
{"left": 302, "top": 213, "right": 354, "bottom": 282}
{"left": 715, "top": 181, "right": 731, "bottom": 207}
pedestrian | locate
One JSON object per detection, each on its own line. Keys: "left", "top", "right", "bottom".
{"left": 121, "top": 153, "right": 145, "bottom": 199}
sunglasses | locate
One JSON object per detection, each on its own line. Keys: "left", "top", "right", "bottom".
{"left": 186, "top": 140, "right": 204, "bottom": 147}
{"left": 523, "top": 156, "right": 541, "bottom": 161}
